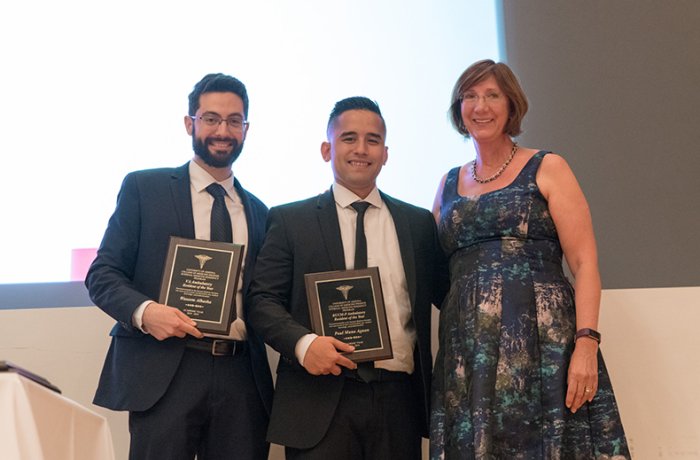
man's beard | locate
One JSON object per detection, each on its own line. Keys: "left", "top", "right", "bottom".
{"left": 192, "top": 132, "right": 244, "bottom": 168}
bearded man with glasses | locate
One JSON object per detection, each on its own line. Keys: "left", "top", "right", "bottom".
{"left": 87, "top": 73, "right": 273, "bottom": 460}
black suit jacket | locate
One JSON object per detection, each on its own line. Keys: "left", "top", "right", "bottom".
{"left": 247, "top": 189, "right": 447, "bottom": 449}
{"left": 86, "top": 162, "right": 273, "bottom": 414}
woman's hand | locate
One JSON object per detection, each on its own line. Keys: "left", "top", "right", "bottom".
{"left": 565, "top": 338, "right": 599, "bottom": 413}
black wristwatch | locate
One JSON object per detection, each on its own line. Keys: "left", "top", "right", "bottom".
{"left": 575, "top": 328, "right": 601, "bottom": 344}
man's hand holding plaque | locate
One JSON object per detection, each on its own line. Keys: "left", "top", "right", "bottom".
{"left": 304, "top": 267, "right": 392, "bottom": 363}
{"left": 302, "top": 336, "right": 357, "bottom": 376}
{"left": 142, "top": 302, "right": 203, "bottom": 340}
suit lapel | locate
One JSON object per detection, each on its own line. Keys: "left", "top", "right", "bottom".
{"left": 170, "top": 163, "right": 195, "bottom": 238}
{"left": 316, "top": 190, "right": 346, "bottom": 271}
{"left": 381, "top": 192, "right": 417, "bottom": 308}
{"left": 234, "top": 177, "right": 257, "bottom": 295}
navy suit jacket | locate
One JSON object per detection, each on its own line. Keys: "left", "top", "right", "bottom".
{"left": 247, "top": 189, "right": 448, "bottom": 449}
{"left": 86, "top": 162, "right": 273, "bottom": 414}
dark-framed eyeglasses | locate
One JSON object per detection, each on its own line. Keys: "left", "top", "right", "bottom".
{"left": 190, "top": 114, "right": 249, "bottom": 131}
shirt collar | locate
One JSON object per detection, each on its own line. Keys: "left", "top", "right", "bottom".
{"left": 189, "top": 160, "right": 235, "bottom": 198}
{"left": 332, "top": 182, "right": 383, "bottom": 209}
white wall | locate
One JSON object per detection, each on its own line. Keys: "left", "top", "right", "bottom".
{"left": 597, "top": 288, "right": 700, "bottom": 457}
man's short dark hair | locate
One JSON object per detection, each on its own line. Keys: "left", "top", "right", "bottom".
{"left": 326, "top": 96, "right": 385, "bottom": 135}
{"left": 188, "top": 73, "right": 249, "bottom": 118}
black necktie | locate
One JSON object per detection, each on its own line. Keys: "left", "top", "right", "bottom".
{"left": 206, "top": 184, "right": 233, "bottom": 243}
{"left": 350, "top": 201, "right": 376, "bottom": 379}
{"left": 351, "top": 201, "right": 371, "bottom": 269}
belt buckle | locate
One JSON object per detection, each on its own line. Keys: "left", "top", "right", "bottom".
{"left": 211, "top": 339, "right": 233, "bottom": 356}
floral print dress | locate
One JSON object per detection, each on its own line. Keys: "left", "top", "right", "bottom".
{"left": 430, "top": 151, "right": 630, "bottom": 459}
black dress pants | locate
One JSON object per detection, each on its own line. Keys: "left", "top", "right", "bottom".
{"left": 128, "top": 347, "right": 268, "bottom": 460}
{"left": 286, "top": 377, "right": 421, "bottom": 460}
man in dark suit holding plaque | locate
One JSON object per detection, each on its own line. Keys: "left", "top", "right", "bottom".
{"left": 248, "top": 97, "right": 448, "bottom": 459}
{"left": 86, "top": 74, "right": 273, "bottom": 460}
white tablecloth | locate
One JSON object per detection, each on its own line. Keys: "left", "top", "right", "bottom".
{"left": 0, "top": 372, "right": 115, "bottom": 460}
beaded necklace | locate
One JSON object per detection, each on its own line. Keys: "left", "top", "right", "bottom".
{"left": 470, "top": 143, "right": 519, "bottom": 184}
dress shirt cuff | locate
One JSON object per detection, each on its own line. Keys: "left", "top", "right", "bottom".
{"left": 132, "top": 300, "right": 154, "bottom": 334}
{"left": 295, "top": 333, "right": 319, "bottom": 366}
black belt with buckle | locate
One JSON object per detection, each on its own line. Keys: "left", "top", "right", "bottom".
{"left": 185, "top": 338, "right": 246, "bottom": 357}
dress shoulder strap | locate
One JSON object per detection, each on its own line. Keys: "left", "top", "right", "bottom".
{"left": 513, "top": 150, "right": 551, "bottom": 186}
{"left": 441, "top": 166, "right": 462, "bottom": 204}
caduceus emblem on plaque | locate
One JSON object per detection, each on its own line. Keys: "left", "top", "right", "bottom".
{"left": 336, "top": 285, "right": 353, "bottom": 300}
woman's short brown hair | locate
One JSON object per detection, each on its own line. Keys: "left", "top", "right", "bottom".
{"left": 449, "top": 59, "right": 529, "bottom": 138}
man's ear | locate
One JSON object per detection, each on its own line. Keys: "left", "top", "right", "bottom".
{"left": 321, "top": 141, "right": 331, "bottom": 162}
{"left": 184, "top": 115, "right": 194, "bottom": 135}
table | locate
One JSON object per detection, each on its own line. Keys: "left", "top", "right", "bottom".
{"left": 0, "top": 372, "right": 115, "bottom": 460}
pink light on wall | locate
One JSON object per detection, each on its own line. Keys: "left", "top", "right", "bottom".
{"left": 71, "top": 248, "right": 97, "bottom": 281}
